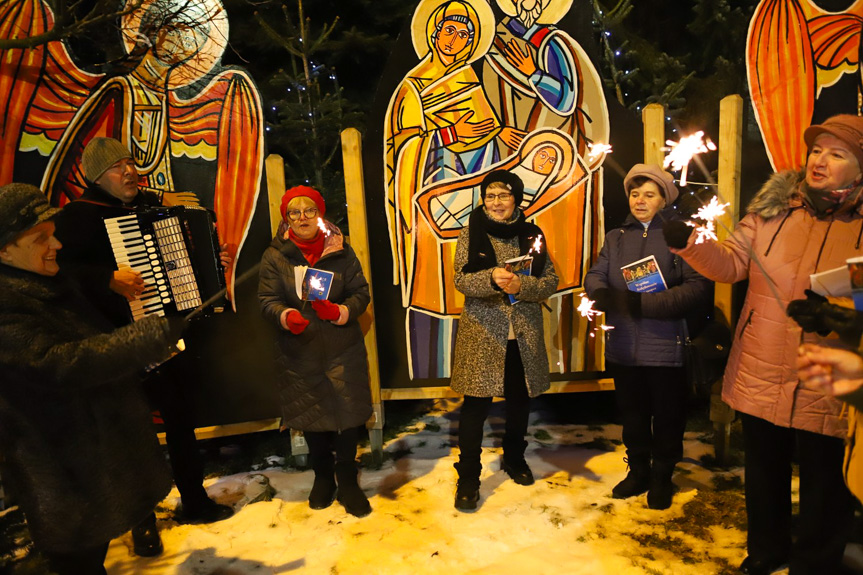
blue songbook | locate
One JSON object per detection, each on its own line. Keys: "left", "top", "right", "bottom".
{"left": 621, "top": 255, "right": 667, "bottom": 293}
{"left": 296, "top": 267, "right": 334, "bottom": 301}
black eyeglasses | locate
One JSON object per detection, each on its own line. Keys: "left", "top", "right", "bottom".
{"left": 287, "top": 207, "right": 319, "bottom": 221}
{"left": 484, "top": 192, "right": 513, "bottom": 203}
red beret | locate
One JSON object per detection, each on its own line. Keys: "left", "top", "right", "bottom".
{"left": 280, "top": 185, "right": 326, "bottom": 221}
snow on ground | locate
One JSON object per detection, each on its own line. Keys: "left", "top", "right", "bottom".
{"left": 104, "top": 398, "right": 753, "bottom": 575}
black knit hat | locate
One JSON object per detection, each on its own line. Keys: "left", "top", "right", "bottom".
{"left": 0, "top": 183, "right": 60, "bottom": 247}
{"left": 480, "top": 170, "right": 524, "bottom": 206}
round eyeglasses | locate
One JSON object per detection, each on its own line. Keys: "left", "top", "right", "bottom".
{"left": 287, "top": 207, "right": 319, "bottom": 221}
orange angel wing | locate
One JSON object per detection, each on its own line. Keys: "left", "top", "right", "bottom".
{"left": 170, "top": 69, "right": 264, "bottom": 306}
{"left": 746, "top": 0, "right": 816, "bottom": 172}
{"left": 808, "top": 14, "right": 862, "bottom": 70}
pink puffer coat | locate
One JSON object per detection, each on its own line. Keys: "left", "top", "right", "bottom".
{"left": 674, "top": 171, "right": 863, "bottom": 438}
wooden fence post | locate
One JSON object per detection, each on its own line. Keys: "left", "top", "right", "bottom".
{"left": 341, "top": 128, "right": 385, "bottom": 465}
{"left": 643, "top": 103, "right": 666, "bottom": 166}
{"left": 711, "top": 95, "right": 744, "bottom": 465}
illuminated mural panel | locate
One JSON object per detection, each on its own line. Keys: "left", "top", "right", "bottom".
{"left": 384, "top": 0, "right": 609, "bottom": 380}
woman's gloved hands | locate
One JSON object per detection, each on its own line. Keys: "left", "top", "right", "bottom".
{"left": 662, "top": 220, "right": 694, "bottom": 249}
{"left": 787, "top": 289, "right": 863, "bottom": 346}
{"left": 311, "top": 299, "right": 341, "bottom": 321}
{"left": 591, "top": 288, "right": 642, "bottom": 317}
{"left": 283, "top": 309, "right": 310, "bottom": 334}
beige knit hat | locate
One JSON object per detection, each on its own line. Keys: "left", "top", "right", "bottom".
{"left": 623, "top": 163, "right": 679, "bottom": 204}
{"left": 82, "top": 137, "right": 133, "bottom": 183}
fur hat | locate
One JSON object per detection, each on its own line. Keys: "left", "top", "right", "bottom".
{"left": 804, "top": 114, "right": 863, "bottom": 168}
{"left": 0, "top": 183, "right": 60, "bottom": 247}
{"left": 624, "top": 163, "right": 679, "bottom": 204}
{"left": 480, "top": 170, "right": 524, "bottom": 206}
{"left": 82, "top": 137, "right": 133, "bottom": 183}
{"left": 280, "top": 185, "right": 326, "bottom": 221}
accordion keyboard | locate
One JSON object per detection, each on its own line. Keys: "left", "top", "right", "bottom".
{"left": 105, "top": 213, "right": 202, "bottom": 320}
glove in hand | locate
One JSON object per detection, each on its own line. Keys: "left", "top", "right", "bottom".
{"left": 787, "top": 289, "right": 863, "bottom": 345}
{"left": 284, "top": 309, "right": 310, "bottom": 334}
{"left": 590, "top": 288, "right": 642, "bottom": 317}
{"left": 662, "top": 220, "right": 694, "bottom": 249}
{"left": 311, "top": 299, "right": 341, "bottom": 322}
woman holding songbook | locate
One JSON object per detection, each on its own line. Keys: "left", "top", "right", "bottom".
{"left": 584, "top": 164, "right": 711, "bottom": 510}
{"left": 258, "top": 186, "right": 373, "bottom": 517}
{"left": 450, "top": 170, "right": 559, "bottom": 511}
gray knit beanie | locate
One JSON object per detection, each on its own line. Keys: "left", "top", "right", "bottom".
{"left": 0, "top": 183, "right": 60, "bottom": 247}
{"left": 82, "top": 137, "right": 134, "bottom": 183}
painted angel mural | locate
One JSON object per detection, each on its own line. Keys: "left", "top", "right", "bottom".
{"left": 0, "top": 0, "right": 264, "bottom": 301}
{"left": 384, "top": 0, "right": 610, "bottom": 379}
{"left": 747, "top": 0, "right": 863, "bottom": 172}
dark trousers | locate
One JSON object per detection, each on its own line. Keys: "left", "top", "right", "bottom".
{"left": 145, "top": 369, "right": 209, "bottom": 508}
{"left": 607, "top": 363, "right": 688, "bottom": 470}
{"left": 740, "top": 413, "right": 854, "bottom": 574}
{"left": 457, "top": 340, "right": 531, "bottom": 480}
{"left": 304, "top": 426, "right": 361, "bottom": 466}
{"left": 44, "top": 543, "right": 109, "bottom": 575}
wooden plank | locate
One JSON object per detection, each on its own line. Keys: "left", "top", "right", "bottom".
{"left": 716, "top": 95, "right": 744, "bottom": 329}
{"left": 642, "top": 103, "right": 666, "bottom": 166}
{"left": 157, "top": 418, "right": 281, "bottom": 445}
{"left": 380, "top": 379, "right": 615, "bottom": 401}
{"left": 341, "top": 129, "right": 385, "bottom": 453}
{"left": 265, "top": 154, "right": 286, "bottom": 237}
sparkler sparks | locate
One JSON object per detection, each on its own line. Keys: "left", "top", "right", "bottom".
{"left": 309, "top": 276, "right": 325, "bottom": 292}
{"left": 587, "top": 142, "right": 613, "bottom": 163}
{"left": 316, "top": 217, "right": 331, "bottom": 237}
{"left": 577, "top": 293, "right": 601, "bottom": 320}
{"left": 687, "top": 196, "right": 729, "bottom": 245}
{"left": 663, "top": 131, "right": 716, "bottom": 186}
{"left": 529, "top": 234, "right": 543, "bottom": 254}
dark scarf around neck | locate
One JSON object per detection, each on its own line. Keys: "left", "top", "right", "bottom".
{"left": 802, "top": 182, "right": 863, "bottom": 217}
{"left": 462, "top": 206, "right": 547, "bottom": 276}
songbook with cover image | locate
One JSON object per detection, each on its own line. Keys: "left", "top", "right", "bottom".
{"left": 294, "top": 266, "right": 335, "bottom": 301}
{"left": 848, "top": 256, "right": 863, "bottom": 311}
{"left": 504, "top": 255, "right": 533, "bottom": 304}
{"left": 621, "top": 255, "right": 667, "bottom": 293}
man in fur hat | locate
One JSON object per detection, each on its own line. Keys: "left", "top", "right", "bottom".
{"left": 0, "top": 182, "right": 181, "bottom": 574}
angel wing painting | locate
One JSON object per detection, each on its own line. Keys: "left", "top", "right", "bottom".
{"left": 0, "top": 0, "right": 264, "bottom": 302}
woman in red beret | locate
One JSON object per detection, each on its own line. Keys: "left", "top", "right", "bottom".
{"left": 258, "top": 186, "right": 373, "bottom": 517}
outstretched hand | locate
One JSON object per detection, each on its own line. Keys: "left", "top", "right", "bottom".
{"left": 788, "top": 290, "right": 863, "bottom": 345}
{"left": 798, "top": 343, "right": 863, "bottom": 397}
{"left": 662, "top": 220, "right": 694, "bottom": 249}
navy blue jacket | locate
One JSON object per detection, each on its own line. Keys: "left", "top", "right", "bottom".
{"left": 584, "top": 209, "right": 713, "bottom": 366}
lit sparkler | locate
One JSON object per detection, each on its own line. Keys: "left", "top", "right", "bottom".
{"left": 587, "top": 142, "right": 613, "bottom": 163}
{"left": 529, "top": 234, "right": 543, "bottom": 254}
{"left": 316, "top": 217, "right": 331, "bottom": 236}
{"left": 663, "top": 131, "right": 716, "bottom": 186}
{"left": 309, "top": 276, "right": 325, "bottom": 292}
{"left": 687, "top": 196, "right": 729, "bottom": 245}
{"left": 577, "top": 293, "right": 601, "bottom": 320}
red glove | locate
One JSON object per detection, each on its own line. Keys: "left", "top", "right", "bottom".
{"left": 284, "top": 310, "right": 309, "bottom": 334}
{"left": 311, "top": 299, "right": 341, "bottom": 321}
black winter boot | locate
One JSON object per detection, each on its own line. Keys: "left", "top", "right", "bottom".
{"left": 309, "top": 455, "right": 337, "bottom": 510}
{"left": 335, "top": 461, "right": 371, "bottom": 517}
{"left": 454, "top": 461, "right": 481, "bottom": 510}
{"left": 647, "top": 461, "right": 676, "bottom": 510}
{"left": 611, "top": 457, "right": 651, "bottom": 499}
{"left": 501, "top": 436, "right": 534, "bottom": 485}
{"left": 131, "top": 512, "right": 163, "bottom": 557}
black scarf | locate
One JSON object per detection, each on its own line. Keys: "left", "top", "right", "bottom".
{"left": 462, "top": 206, "right": 547, "bottom": 276}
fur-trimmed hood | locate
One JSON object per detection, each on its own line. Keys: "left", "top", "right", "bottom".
{"left": 747, "top": 170, "right": 863, "bottom": 219}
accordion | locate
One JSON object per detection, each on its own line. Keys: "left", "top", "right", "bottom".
{"left": 104, "top": 206, "right": 226, "bottom": 321}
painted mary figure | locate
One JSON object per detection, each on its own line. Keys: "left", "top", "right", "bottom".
{"left": 384, "top": 0, "right": 509, "bottom": 378}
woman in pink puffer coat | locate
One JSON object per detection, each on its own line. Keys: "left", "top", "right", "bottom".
{"left": 664, "top": 115, "right": 863, "bottom": 575}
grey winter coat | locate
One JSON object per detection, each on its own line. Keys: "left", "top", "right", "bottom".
{"left": 450, "top": 226, "right": 559, "bottom": 398}
{"left": 584, "top": 209, "right": 713, "bottom": 366}
{"left": 258, "top": 225, "right": 372, "bottom": 432}
{"left": 0, "top": 265, "right": 173, "bottom": 553}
